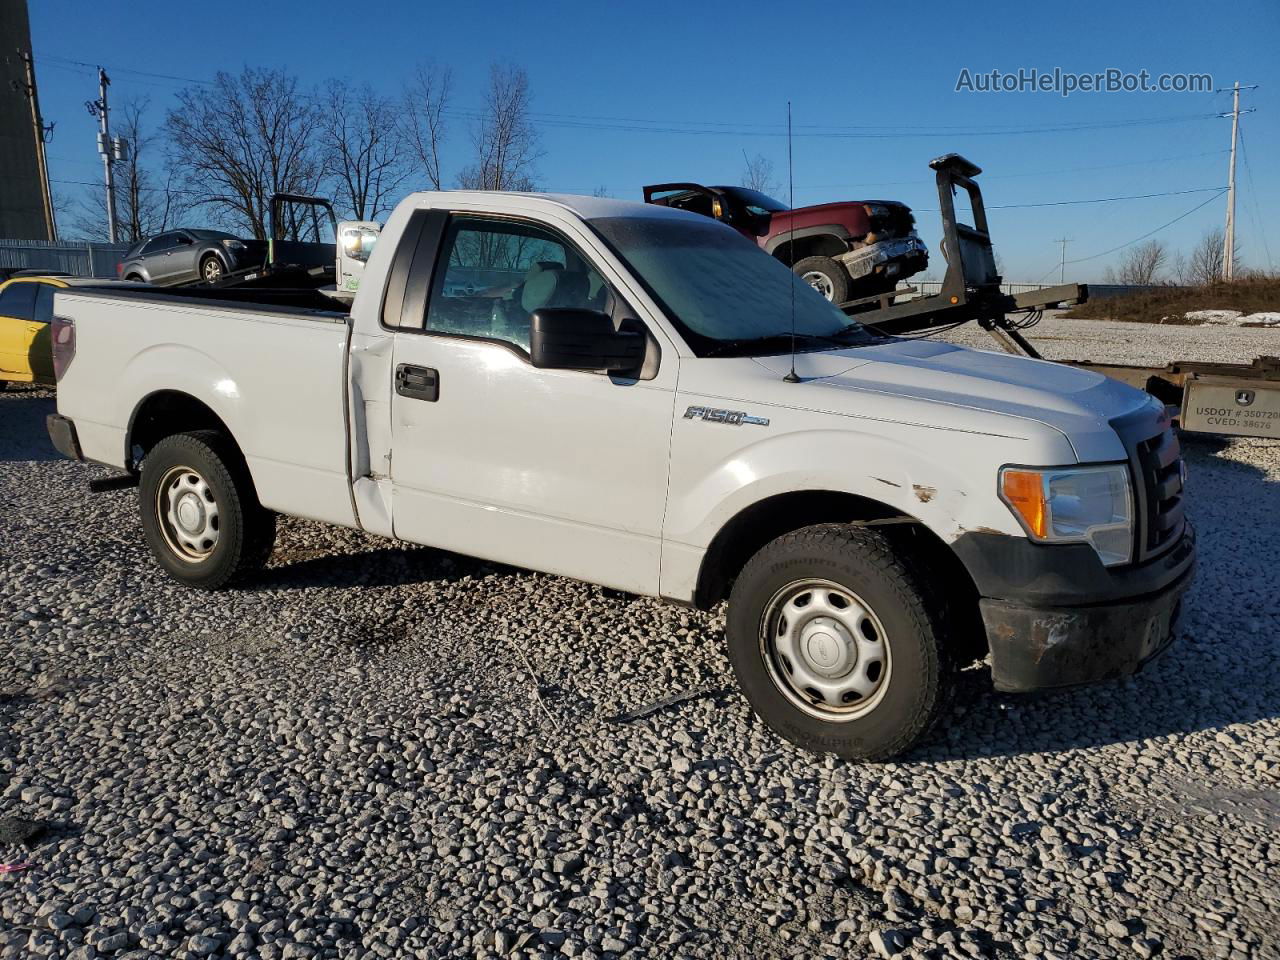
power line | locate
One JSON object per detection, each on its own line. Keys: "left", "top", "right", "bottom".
{"left": 37, "top": 53, "right": 214, "bottom": 86}
{"left": 913, "top": 186, "right": 1225, "bottom": 213}
{"left": 442, "top": 108, "right": 1220, "bottom": 140}
{"left": 799, "top": 150, "right": 1228, "bottom": 189}
{"left": 1065, "top": 189, "right": 1227, "bottom": 265}
{"left": 988, "top": 186, "right": 1225, "bottom": 210}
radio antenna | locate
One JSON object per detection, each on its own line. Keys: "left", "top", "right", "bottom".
{"left": 783, "top": 100, "right": 800, "bottom": 383}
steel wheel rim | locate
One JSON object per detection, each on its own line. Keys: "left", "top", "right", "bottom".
{"left": 204, "top": 259, "right": 221, "bottom": 281}
{"left": 759, "top": 578, "right": 891, "bottom": 721}
{"left": 801, "top": 270, "right": 834, "bottom": 300}
{"left": 156, "top": 465, "right": 220, "bottom": 561}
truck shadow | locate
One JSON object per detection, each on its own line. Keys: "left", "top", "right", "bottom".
{"left": 254, "top": 543, "right": 504, "bottom": 591}
{"left": 911, "top": 435, "right": 1280, "bottom": 763}
{"left": 0, "top": 393, "right": 59, "bottom": 462}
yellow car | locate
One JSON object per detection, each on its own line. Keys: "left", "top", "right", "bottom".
{"left": 0, "top": 274, "right": 105, "bottom": 389}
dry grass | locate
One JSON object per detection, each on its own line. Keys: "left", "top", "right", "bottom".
{"left": 1065, "top": 277, "right": 1280, "bottom": 324}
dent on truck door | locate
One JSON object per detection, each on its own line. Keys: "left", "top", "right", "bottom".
{"left": 388, "top": 213, "right": 675, "bottom": 595}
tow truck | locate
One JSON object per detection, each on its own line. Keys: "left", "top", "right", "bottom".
{"left": 833, "top": 154, "right": 1280, "bottom": 441}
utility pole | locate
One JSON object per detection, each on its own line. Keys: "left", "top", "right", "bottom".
{"left": 19, "top": 51, "right": 57, "bottom": 241}
{"left": 87, "top": 68, "right": 119, "bottom": 243}
{"left": 1054, "top": 237, "right": 1072, "bottom": 284}
{"left": 1218, "top": 81, "right": 1257, "bottom": 281}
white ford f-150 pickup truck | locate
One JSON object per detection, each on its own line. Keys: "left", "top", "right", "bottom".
{"left": 47, "top": 191, "right": 1194, "bottom": 760}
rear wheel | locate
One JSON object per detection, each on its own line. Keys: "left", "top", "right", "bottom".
{"left": 726, "top": 523, "right": 951, "bottom": 761}
{"left": 124, "top": 273, "right": 144, "bottom": 283}
{"left": 200, "top": 255, "right": 224, "bottom": 283}
{"left": 792, "top": 255, "right": 849, "bottom": 303}
{"left": 139, "top": 430, "right": 275, "bottom": 589}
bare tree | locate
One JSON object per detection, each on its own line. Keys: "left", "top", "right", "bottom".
{"left": 1111, "top": 240, "right": 1168, "bottom": 286}
{"left": 401, "top": 64, "right": 452, "bottom": 191}
{"left": 71, "top": 98, "right": 183, "bottom": 241}
{"left": 741, "top": 151, "right": 779, "bottom": 196}
{"left": 1184, "top": 228, "right": 1237, "bottom": 286}
{"left": 166, "top": 68, "right": 325, "bottom": 238}
{"left": 457, "top": 63, "right": 541, "bottom": 192}
{"left": 319, "top": 81, "right": 409, "bottom": 221}
{"left": 591, "top": 185, "right": 611, "bottom": 198}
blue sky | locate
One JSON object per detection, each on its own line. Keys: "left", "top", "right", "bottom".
{"left": 28, "top": 0, "right": 1279, "bottom": 282}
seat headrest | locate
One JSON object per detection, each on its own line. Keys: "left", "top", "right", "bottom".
{"left": 521, "top": 267, "right": 560, "bottom": 313}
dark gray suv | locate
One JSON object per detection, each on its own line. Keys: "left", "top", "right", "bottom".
{"left": 117, "top": 229, "right": 266, "bottom": 285}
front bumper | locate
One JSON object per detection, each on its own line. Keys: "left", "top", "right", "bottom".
{"left": 836, "top": 235, "right": 929, "bottom": 280}
{"left": 46, "top": 413, "right": 83, "bottom": 461}
{"left": 983, "top": 564, "right": 1190, "bottom": 692}
{"left": 955, "top": 524, "right": 1196, "bottom": 692}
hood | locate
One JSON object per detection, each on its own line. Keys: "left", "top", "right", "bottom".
{"left": 690, "top": 339, "right": 1156, "bottom": 462}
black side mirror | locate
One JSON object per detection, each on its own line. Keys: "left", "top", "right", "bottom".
{"left": 529, "top": 308, "right": 645, "bottom": 372}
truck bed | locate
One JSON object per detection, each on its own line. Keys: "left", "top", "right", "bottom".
{"left": 53, "top": 287, "right": 357, "bottom": 528}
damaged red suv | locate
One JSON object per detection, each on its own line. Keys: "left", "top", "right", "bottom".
{"left": 642, "top": 183, "right": 928, "bottom": 303}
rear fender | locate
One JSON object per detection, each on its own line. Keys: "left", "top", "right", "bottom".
{"left": 120, "top": 344, "right": 242, "bottom": 463}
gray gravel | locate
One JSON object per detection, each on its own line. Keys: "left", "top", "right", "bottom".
{"left": 941, "top": 310, "right": 1280, "bottom": 366}
{"left": 2, "top": 323, "right": 1279, "bottom": 960}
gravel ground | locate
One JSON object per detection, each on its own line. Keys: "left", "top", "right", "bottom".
{"left": 940, "top": 310, "right": 1280, "bottom": 365}
{"left": 2, "top": 321, "right": 1279, "bottom": 960}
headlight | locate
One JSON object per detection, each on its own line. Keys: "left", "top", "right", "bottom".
{"left": 221, "top": 239, "right": 245, "bottom": 251}
{"left": 999, "top": 464, "right": 1133, "bottom": 566}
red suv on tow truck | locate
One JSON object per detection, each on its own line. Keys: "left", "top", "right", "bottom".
{"left": 643, "top": 183, "right": 928, "bottom": 303}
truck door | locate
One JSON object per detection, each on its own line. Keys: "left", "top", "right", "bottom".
{"left": 386, "top": 211, "right": 676, "bottom": 595}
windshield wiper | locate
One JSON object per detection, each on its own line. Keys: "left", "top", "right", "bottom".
{"left": 702, "top": 333, "right": 850, "bottom": 358}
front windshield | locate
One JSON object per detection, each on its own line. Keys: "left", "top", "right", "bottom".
{"left": 589, "top": 216, "right": 877, "bottom": 357}
{"left": 720, "top": 187, "right": 790, "bottom": 214}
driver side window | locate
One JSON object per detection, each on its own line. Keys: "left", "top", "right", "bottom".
{"left": 425, "top": 217, "right": 610, "bottom": 353}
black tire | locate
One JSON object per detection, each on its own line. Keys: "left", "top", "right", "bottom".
{"left": 726, "top": 523, "right": 951, "bottom": 761}
{"left": 199, "top": 254, "right": 224, "bottom": 283}
{"left": 124, "top": 273, "right": 145, "bottom": 283}
{"left": 138, "top": 430, "right": 275, "bottom": 590}
{"left": 792, "top": 255, "right": 849, "bottom": 303}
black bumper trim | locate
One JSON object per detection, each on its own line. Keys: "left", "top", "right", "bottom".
{"left": 983, "top": 564, "right": 1192, "bottom": 693}
{"left": 46, "top": 414, "right": 83, "bottom": 461}
{"left": 951, "top": 524, "right": 1195, "bottom": 607}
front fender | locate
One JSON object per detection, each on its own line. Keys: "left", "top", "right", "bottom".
{"left": 666, "top": 427, "right": 1025, "bottom": 552}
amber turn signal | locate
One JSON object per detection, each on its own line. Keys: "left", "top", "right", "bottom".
{"left": 1000, "top": 469, "right": 1048, "bottom": 538}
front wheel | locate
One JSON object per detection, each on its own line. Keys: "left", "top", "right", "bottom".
{"left": 200, "top": 255, "right": 224, "bottom": 283}
{"left": 726, "top": 523, "right": 951, "bottom": 761}
{"left": 792, "top": 255, "right": 849, "bottom": 303}
{"left": 139, "top": 430, "right": 275, "bottom": 590}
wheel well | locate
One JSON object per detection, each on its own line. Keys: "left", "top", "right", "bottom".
{"left": 126, "top": 391, "right": 235, "bottom": 470}
{"left": 772, "top": 234, "right": 848, "bottom": 263}
{"left": 695, "top": 491, "right": 986, "bottom": 661}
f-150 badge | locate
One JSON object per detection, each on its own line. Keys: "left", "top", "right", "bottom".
{"left": 684, "top": 405, "right": 770, "bottom": 427}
